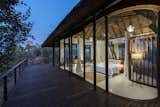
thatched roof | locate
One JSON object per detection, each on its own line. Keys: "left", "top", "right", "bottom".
{"left": 42, "top": 0, "right": 160, "bottom": 47}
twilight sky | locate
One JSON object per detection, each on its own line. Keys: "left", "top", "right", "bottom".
{"left": 25, "top": 0, "right": 79, "bottom": 45}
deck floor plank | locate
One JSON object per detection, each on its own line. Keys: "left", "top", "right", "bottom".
{"left": 2, "top": 64, "right": 160, "bottom": 107}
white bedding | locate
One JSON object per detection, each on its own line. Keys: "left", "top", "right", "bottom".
{"left": 90, "top": 63, "right": 121, "bottom": 76}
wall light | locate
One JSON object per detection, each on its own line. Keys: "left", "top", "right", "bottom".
{"left": 103, "top": 33, "right": 106, "bottom": 37}
{"left": 131, "top": 53, "right": 144, "bottom": 59}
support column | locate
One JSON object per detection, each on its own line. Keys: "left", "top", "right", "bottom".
{"left": 76, "top": 36, "right": 82, "bottom": 74}
{"left": 93, "top": 15, "right": 96, "bottom": 90}
{"left": 71, "top": 36, "right": 73, "bottom": 73}
{"left": 157, "top": 12, "right": 160, "bottom": 97}
{"left": 64, "top": 39, "right": 65, "bottom": 70}
{"left": 124, "top": 31, "right": 129, "bottom": 78}
{"left": 68, "top": 37, "right": 71, "bottom": 74}
{"left": 83, "top": 28, "right": 86, "bottom": 81}
{"left": 105, "top": 15, "right": 108, "bottom": 92}
{"left": 52, "top": 47, "right": 55, "bottom": 66}
{"left": 59, "top": 40, "right": 60, "bottom": 69}
{"left": 3, "top": 76, "right": 7, "bottom": 101}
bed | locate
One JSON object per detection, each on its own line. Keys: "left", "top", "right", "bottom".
{"left": 90, "top": 60, "right": 123, "bottom": 76}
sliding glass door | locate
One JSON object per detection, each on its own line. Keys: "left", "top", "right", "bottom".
{"left": 84, "top": 23, "right": 94, "bottom": 84}
{"left": 65, "top": 38, "right": 70, "bottom": 71}
{"left": 95, "top": 17, "right": 106, "bottom": 89}
{"left": 71, "top": 32, "right": 84, "bottom": 77}
{"left": 54, "top": 47, "right": 59, "bottom": 67}
{"left": 60, "top": 39, "right": 64, "bottom": 69}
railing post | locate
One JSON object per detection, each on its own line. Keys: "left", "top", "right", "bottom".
{"left": 1, "top": 59, "right": 27, "bottom": 102}
{"left": 22, "top": 63, "right": 23, "bottom": 72}
{"left": 25, "top": 59, "right": 28, "bottom": 68}
{"left": 19, "top": 65, "right": 21, "bottom": 75}
{"left": 22, "top": 62, "right": 24, "bottom": 71}
{"left": 21, "top": 64, "right": 23, "bottom": 72}
{"left": 3, "top": 76, "right": 8, "bottom": 101}
{"left": 14, "top": 68, "right": 17, "bottom": 84}
{"left": 20, "top": 65, "right": 21, "bottom": 73}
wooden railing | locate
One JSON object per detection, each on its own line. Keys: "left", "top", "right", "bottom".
{"left": 0, "top": 59, "right": 28, "bottom": 103}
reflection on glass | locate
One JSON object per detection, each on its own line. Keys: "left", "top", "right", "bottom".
{"left": 72, "top": 32, "right": 84, "bottom": 77}
{"left": 85, "top": 24, "right": 94, "bottom": 84}
{"left": 60, "top": 39, "right": 64, "bottom": 69}
{"left": 95, "top": 17, "right": 106, "bottom": 89}
{"left": 65, "top": 38, "right": 70, "bottom": 71}
{"left": 54, "top": 47, "right": 59, "bottom": 66}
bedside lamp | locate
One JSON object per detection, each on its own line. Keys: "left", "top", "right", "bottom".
{"left": 73, "top": 56, "right": 78, "bottom": 64}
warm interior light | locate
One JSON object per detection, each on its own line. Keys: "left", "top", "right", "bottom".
{"left": 131, "top": 53, "right": 144, "bottom": 59}
{"left": 73, "top": 56, "right": 78, "bottom": 64}
{"left": 89, "top": 37, "right": 92, "bottom": 42}
{"left": 118, "top": 64, "right": 124, "bottom": 71}
{"left": 127, "top": 25, "right": 135, "bottom": 33}
{"left": 103, "top": 33, "right": 106, "bottom": 37}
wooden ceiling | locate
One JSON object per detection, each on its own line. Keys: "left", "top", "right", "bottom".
{"left": 57, "top": 10, "right": 157, "bottom": 47}
{"left": 108, "top": 10, "right": 157, "bottom": 38}
{"left": 83, "top": 10, "right": 157, "bottom": 40}
{"left": 42, "top": 0, "right": 160, "bottom": 47}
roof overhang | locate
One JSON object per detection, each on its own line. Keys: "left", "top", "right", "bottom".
{"left": 42, "top": 0, "right": 160, "bottom": 47}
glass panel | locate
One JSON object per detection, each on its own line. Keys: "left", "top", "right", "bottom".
{"left": 72, "top": 32, "right": 84, "bottom": 77}
{"left": 85, "top": 23, "right": 94, "bottom": 84}
{"left": 95, "top": 17, "right": 106, "bottom": 89}
{"left": 60, "top": 39, "right": 64, "bottom": 69}
{"left": 108, "top": 9, "right": 158, "bottom": 99}
{"left": 54, "top": 46, "right": 60, "bottom": 66}
{"left": 65, "top": 38, "right": 70, "bottom": 71}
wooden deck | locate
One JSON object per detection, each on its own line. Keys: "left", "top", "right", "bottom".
{"left": 2, "top": 64, "right": 160, "bottom": 107}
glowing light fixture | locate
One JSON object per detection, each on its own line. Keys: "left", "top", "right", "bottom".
{"left": 127, "top": 25, "right": 135, "bottom": 33}
{"left": 89, "top": 37, "right": 92, "bottom": 42}
{"left": 103, "top": 33, "right": 106, "bottom": 37}
{"left": 74, "top": 56, "right": 78, "bottom": 64}
{"left": 131, "top": 53, "right": 144, "bottom": 59}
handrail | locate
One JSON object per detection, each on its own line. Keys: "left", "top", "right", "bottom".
{"left": 0, "top": 59, "right": 27, "bottom": 79}
{"left": 0, "top": 59, "right": 28, "bottom": 103}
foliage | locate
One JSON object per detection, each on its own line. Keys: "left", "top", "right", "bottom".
{"left": 0, "top": 0, "right": 33, "bottom": 73}
{"left": 24, "top": 41, "right": 52, "bottom": 65}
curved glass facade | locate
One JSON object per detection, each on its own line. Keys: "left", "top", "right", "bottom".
{"left": 108, "top": 9, "right": 158, "bottom": 99}
{"left": 55, "top": 6, "right": 160, "bottom": 100}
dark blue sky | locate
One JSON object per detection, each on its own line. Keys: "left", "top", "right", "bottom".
{"left": 26, "top": 0, "right": 79, "bottom": 45}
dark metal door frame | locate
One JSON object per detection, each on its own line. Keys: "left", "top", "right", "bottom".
{"left": 105, "top": 15, "right": 109, "bottom": 92}
{"left": 157, "top": 11, "right": 160, "bottom": 97}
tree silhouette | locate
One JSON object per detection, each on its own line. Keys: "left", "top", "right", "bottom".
{"left": 0, "top": 0, "right": 33, "bottom": 72}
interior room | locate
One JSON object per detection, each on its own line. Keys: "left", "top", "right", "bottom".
{"left": 84, "top": 23, "right": 94, "bottom": 84}
{"left": 59, "top": 8, "right": 158, "bottom": 100}
{"left": 60, "top": 40, "right": 64, "bottom": 69}
{"left": 72, "top": 32, "right": 84, "bottom": 77}
{"left": 83, "top": 9, "right": 158, "bottom": 100}
{"left": 64, "top": 38, "right": 70, "bottom": 71}
{"left": 106, "top": 9, "right": 158, "bottom": 99}
{"left": 95, "top": 17, "right": 106, "bottom": 89}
